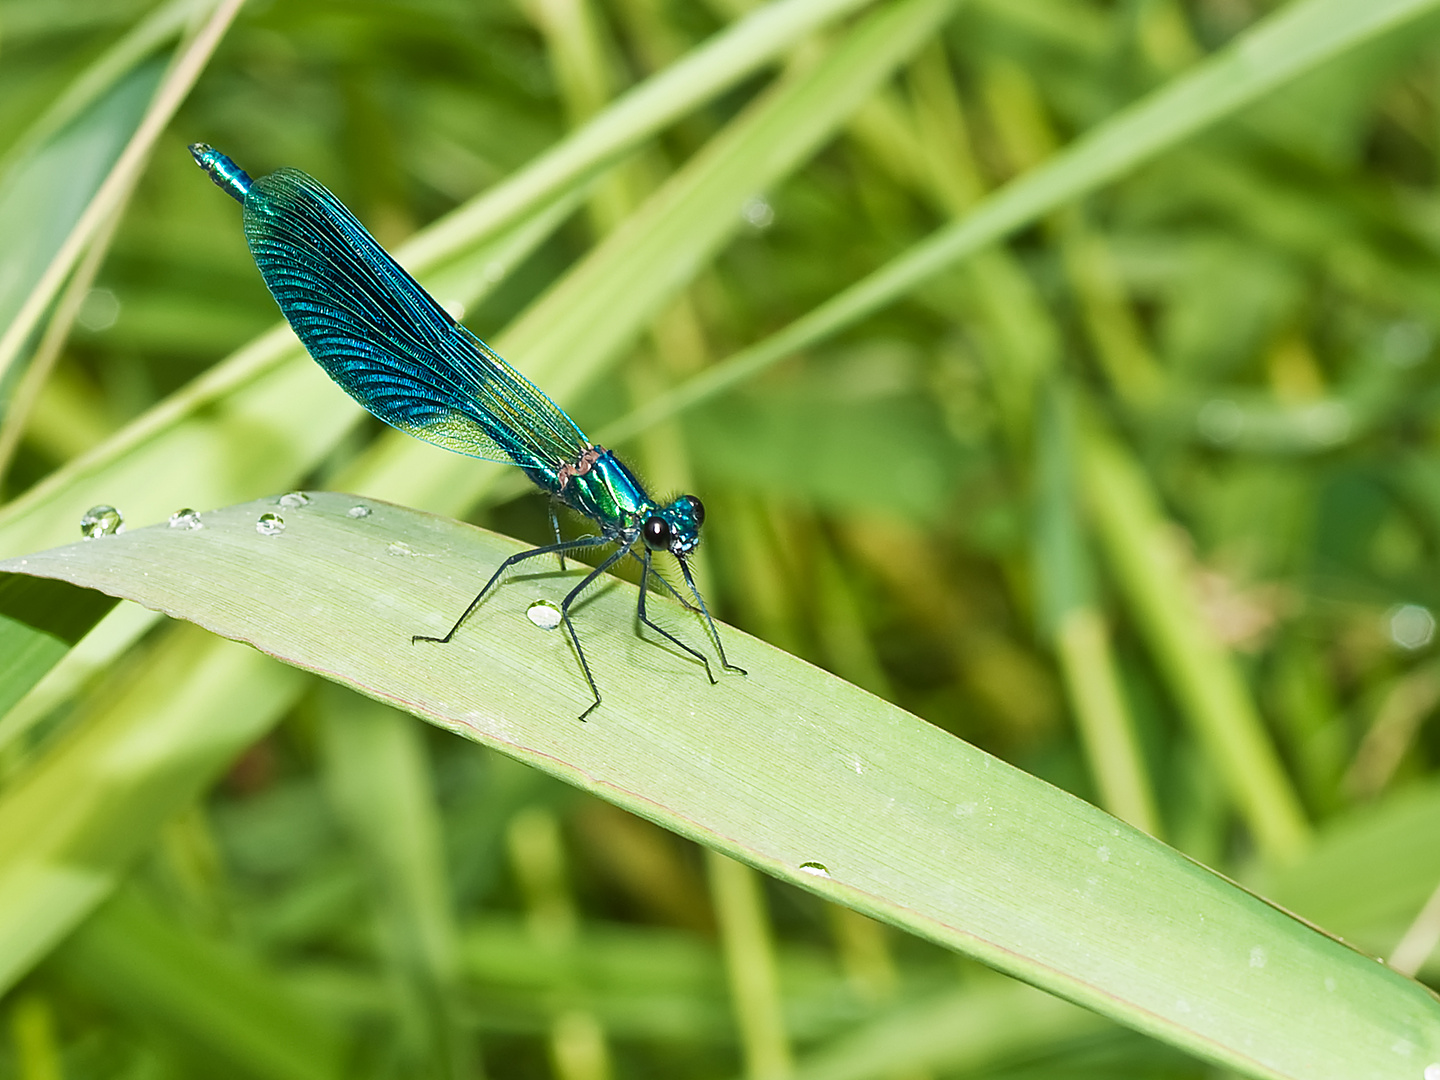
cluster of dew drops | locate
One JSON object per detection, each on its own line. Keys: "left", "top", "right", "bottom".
{"left": 74, "top": 494, "right": 577, "bottom": 640}
{"left": 260, "top": 492, "right": 371, "bottom": 535}
{"left": 79, "top": 492, "right": 374, "bottom": 541}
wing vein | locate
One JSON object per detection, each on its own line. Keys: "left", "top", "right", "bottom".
{"left": 242, "top": 169, "right": 589, "bottom": 478}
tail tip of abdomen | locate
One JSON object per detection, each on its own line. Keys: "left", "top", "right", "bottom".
{"left": 189, "top": 143, "right": 253, "bottom": 203}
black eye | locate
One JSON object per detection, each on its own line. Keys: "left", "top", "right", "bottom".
{"left": 684, "top": 495, "right": 704, "bottom": 526}
{"left": 643, "top": 516, "right": 672, "bottom": 550}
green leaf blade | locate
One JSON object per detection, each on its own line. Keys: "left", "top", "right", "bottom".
{"left": 2, "top": 491, "right": 1435, "bottom": 1080}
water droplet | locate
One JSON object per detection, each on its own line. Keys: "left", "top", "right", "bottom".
{"left": 256, "top": 513, "right": 285, "bottom": 536}
{"left": 387, "top": 541, "right": 413, "bottom": 557}
{"left": 1383, "top": 320, "right": 1432, "bottom": 368}
{"left": 168, "top": 508, "right": 202, "bottom": 531}
{"left": 798, "top": 862, "right": 829, "bottom": 878}
{"left": 77, "top": 287, "right": 120, "bottom": 332}
{"left": 1096, "top": 845, "right": 1111, "bottom": 863}
{"left": 1299, "top": 400, "right": 1351, "bottom": 445}
{"left": 1249, "top": 946, "right": 1267, "bottom": 969}
{"left": 1423, "top": 1062, "right": 1440, "bottom": 1080}
{"left": 346, "top": 504, "right": 372, "bottom": 519}
{"left": 527, "top": 600, "right": 562, "bottom": 631}
{"left": 742, "top": 195, "right": 775, "bottom": 229}
{"left": 1198, "top": 398, "right": 1243, "bottom": 445}
{"left": 80, "top": 505, "right": 122, "bottom": 540}
{"left": 1388, "top": 604, "right": 1435, "bottom": 651}
{"left": 278, "top": 491, "right": 310, "bottom": 509}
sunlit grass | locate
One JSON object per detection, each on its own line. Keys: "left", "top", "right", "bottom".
{"left": 3, "top": 0, "right": 1440, "bottom": 1077}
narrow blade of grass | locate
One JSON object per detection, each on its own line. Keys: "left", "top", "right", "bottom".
{"left": 1080, "top": 422, "right": 1311, "bottom": 860}
{"left": 0, "top": 0, "right": 246, "bottom": 389}
{"left": 0, "top": 574, "right": 116, "bottom": 719}
{"left": 0, "top": 621, "right": 303, "bottom": 993}
{"left": 347, "top": 0, "right": 962, "bottom": 509}
{"left": 604, "top": 0, "right": 1440, "bottom": 441}
{"left": 0, "top": 0, "right": 898, "bottom": 557}
{"left": 49, "top": 889, "right": 344, "bottom": 1080}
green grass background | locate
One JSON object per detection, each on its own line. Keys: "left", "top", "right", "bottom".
{"left": 3, "top": 0, "right": 1440, "bottom": 1077}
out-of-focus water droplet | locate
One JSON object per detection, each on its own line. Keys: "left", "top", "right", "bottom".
{"left": 256, "top": 513, "right": 285, "bottom": 536}
{"left": 77, "top": 287, "right": 120, "bottom": 332}
{"left": 1299, "top": 400, "right": 1351, "bottom": 446}
{"left": 741, "top": 194, "right": 775, "bottom": 229}
{"left": 527, "top": 600, "right": 562, "bottom": 630}
{"left": 168, "top": 508, "right": 202, "bottom": 530}
{"left": 1197, "top": 398, "right": 1243, "bottom": 446}
{"left": 347, "top": 504, "right": 372, "bottom": 519}
{"left": 80, "top": 504, "right": 122, "bottom": 540}
{"left": 1383, "top": 320, "right": 1431, "bottom": 368}
{"left": 1388, "top": 604, "right": 1435, "bottom": 651}
{"left": 278, "top": 491, "right": 310, "bottom": 509}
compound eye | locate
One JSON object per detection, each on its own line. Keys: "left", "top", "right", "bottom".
{"left": 642, "top": 516, "right": 672, "bottom": 551}
{"left": 684, "top": 495, "right": 705, "bottom": 526}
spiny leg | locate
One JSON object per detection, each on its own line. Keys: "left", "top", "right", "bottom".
{"left": 677, "top": 556, "right": 746, "bottom": 676}
{"left": 414, "top": 534, "right": 605, "bottom": 645}
{"left": 627, "top": 548, "right": 700, "bottom": 613}
{"left": 636, "top": 549, "right": 716, "bottom": 683}
{"left": 548, "top": 500, "right": 568, "bottom": 571}
{"left": 557, "top": 544, "right": 632, "bottom": 721}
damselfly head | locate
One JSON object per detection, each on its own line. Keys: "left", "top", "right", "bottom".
{"left": 643, "top": 494, "right": 704, "bottom": 556}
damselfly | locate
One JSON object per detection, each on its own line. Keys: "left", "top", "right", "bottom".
{"left": 191, "top": 144, "right": 742, "bottom": 719}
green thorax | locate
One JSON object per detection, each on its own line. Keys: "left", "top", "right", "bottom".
{"left": 559, "top": 448, "right": 655, "bottom": 534}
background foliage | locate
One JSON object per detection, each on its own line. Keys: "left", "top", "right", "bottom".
{"left": 3, "top": 0, "right": 1440, "bottom": 1077}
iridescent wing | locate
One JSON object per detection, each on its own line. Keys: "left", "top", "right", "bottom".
{"left": 241, "top": 167, "right": 589, "bottom": 485}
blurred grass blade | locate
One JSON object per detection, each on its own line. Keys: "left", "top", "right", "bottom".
{"left": 401, "top": 0, "right": 884, "bottom": 270}
{"left": 0, "top": 189, "right": 575, "bottom": 560}
{"left": 1263, "top": 782, "right": 1440, "bottom": 959}
{"left": 707, "top": 850, "right": 794, "bottom": 1078}
{"left": 0, "top": 0, "right": 246, "bottom": 391}
{"left": 0, "top": 65, "right": 159, "bottom": 353}
{"left": 0, "top": 0, "right": 890, "bottom": 547}
{"left": 0, "top": 602, "right": 161, "bottom": 757}
{"left": 0, "top": 0, "right": 930, "bottom": 558}
{"left": 319, "top": 687, "right": 474, "bottom": 1078}
{"left": 788, "top": 981, "right": 1103, "bottom": 1080}
{"left": 1, "top": 0, "right": 205, "bottom": 173}
{"left": 0, "top": 621, "right": 303, "bottom": 994}
{"left": 602, "top": 0, "right": 1440, "bottom": 442}
{"left": 1033, "top": 384, "right": 1159, "bottom": 836}
{"left": 1, "top": 491, "right": 1436, "bottom": 1079}
{"left": 350, "top": 0, "right": 960, "bottom": 509}
{"left": 49, "top": 889, "right": 344, "bottom": 1080}
{"left": 0, "top": 574, "right": 116, "bottom": 720}
{"left": 509, "top": 0, "right": 958, "bottom": 394}
{"left": 1079, "top": 422, "right": 1309, "bottom": 861}
{"left": 0, "top": 194, "right": 127, "bottom": 483}
{"left": 0, "top": 327, "right": 354, "bottom": 558}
